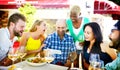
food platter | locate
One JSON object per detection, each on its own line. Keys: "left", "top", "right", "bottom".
{"left": 25, "top": 57, "right": 47, "bottom": 66}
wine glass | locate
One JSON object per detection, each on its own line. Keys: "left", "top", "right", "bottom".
{"left": 17, "top": 46, "right": 27, "bottom": 68}
{"left": 89, "top": 53, "right": 100, "bottom": 69}
{"left": 46, "top": 53, "right": 55, "bottom": 63}
{"left": 98, "top": 60, "right": 105, "bottom": 70}
{"left": 18, "top": 46, "right": 26, "bottom": 62}
{"left": 8, "top": 48, "right": 19, "bottom": 65}
{"left": 44, "top": 49, "right": 54, "bottom": 63}
{"left": 68, "top": 52, "right": 77, "bottom": 68}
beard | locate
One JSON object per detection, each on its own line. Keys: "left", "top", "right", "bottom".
{"left": 13, "top": 27, "right": 22, "bottom": 37}
{"left": 109, "top": 37, "right": 120, "bottom": 49}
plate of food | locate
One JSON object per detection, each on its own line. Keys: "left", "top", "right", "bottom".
{"left": 26, "top": 57, "right": 47, "bottom": 66}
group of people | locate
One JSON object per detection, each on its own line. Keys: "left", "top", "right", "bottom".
{"left": 0, "top": 5, "right": 120, "bottom": 70}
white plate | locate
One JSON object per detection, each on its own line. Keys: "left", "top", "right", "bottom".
{"left": 70, "top": 68, "right": 83, "bottom": 70}
{"left": 25, "top": 57, "right": 47, "bottom": 66}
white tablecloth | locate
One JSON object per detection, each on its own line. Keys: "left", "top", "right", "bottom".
{"left": 0, "top": 61, "right": 68, "bottom": 70}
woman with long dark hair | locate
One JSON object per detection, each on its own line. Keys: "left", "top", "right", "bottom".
{"left": 82, "top": 22, "right": 117, "bottom": 69}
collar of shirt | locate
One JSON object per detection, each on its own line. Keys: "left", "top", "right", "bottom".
{"left": 55, "top": 32, "right": 68, "bottom": 41}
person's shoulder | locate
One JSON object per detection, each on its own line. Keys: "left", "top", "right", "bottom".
{"left": 46, "top": 32, "right": 55, "bottom": 38}
{"left": 0, "top": 28, "right": 8, "bottom": 35}
{"left": 0, "top": 27, "right": 7, "bottom": 31}
{"left": 100, "top": 42, "right": 109, "bottom": 52}
{"left": 66, "top": 18, "right": 72, "bottom": 24}
{"left": 0, "top": 28, "right": 4, "bottom": 32}
{"left": 22, "top": 32, "right": 31, "bottom": 38}
{"left": 65, "top": 34, "right": 74, "bottom": 39}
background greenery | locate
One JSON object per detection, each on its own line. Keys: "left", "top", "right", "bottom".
{"left": 109, "top": 0, "right": 120, "bottom": 5}
{"left": 18, "top": 3, "right": 36, "bottom": 31}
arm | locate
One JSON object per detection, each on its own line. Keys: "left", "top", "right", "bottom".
{"left": 101, "top": 43, "right": 117, "bottom": 60}
{"left": 105, "top": 56, "right": 120, "bottom": 70}
{"left": 0, "top": 29, "right": 11, "bottom": 60}
{"left": 19, "top": 32, "right": 28, "bottom": 53}
{"left": 19, "top": 32, "right": 28, "bottom": 47}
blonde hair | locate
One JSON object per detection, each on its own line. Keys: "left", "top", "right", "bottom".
{"left": 29, "top": 20, "right": 43, "bottom": 32}
{"left": 70, "top": 5, "right": 81, "bottom": 15}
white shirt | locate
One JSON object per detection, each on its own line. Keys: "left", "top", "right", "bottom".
{"left": 0, "top": 27, "right": 12, "bottom": 61}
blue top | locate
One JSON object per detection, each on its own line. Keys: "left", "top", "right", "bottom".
{"left": 83, "top": 46, "right": 113, "bottom": 65}
{"left": 0, "top": 28, "right": 12, "bottom": 61}
{"left": 105, "top": 52, "right": 120, "bottom": 70}
{"left": 43, "top": 32, "right": 76, "bottom": 64}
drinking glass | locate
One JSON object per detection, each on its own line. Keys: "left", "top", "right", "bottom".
{"left": 68, "top": 52, "right": 77, "bottom": 68}
{"left": 17, "top": 46, "right": 26, "bottom": 68}
{"left": 98, "top": 60, "right": 105, "bottom": 70}
{"left": 8, "top": 48, "right": 19, "bottom": 65}
{"left": 18, "top": 46, "right": 26, "bottom": 62}
{"left": 89, "top": 53, "right": 100, "bottom": 63}
{"left": 89, "top": 53, "right": 100, "bottom": 70}
{"left": 46, "top": 53, "right": 55, "bottom": 63}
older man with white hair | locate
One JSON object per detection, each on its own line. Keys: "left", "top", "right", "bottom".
{"left": 43, "top": 19, "right": 76, "bottom": 66}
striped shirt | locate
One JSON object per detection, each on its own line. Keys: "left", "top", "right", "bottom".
{"left": 43, "top": 32, "right": 76, "bottom": 64}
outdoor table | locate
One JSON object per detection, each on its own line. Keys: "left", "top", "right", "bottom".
{"left": 0, "top": 61, "right": 68, "bottom": 70}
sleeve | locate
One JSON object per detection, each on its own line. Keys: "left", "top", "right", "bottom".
{"left": 42, "top": 35, "right": 52, "bottom": 50}
{"left": 105, "top": 57, "right": 120, "bottom": 70}
{"left": 0, "top": 30, "right": 11, "bottom": 50}
{"left": 0, "top": 30, "right": 12, "bottom": 61}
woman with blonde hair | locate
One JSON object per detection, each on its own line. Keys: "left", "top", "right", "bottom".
{"left": 19, "top": 20, "right": 47, "bottom": 58}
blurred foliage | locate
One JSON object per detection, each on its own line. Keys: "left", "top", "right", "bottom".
{"left": 109, "top": 0, "right": 120, "bottom": 5}
{"left": 18, "top": 3, "right": 36, "bottom": 31}
{"left": 44, "top": 19, "right": 56, "bottom": 36}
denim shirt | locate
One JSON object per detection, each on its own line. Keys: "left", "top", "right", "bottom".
{"left": 105, "top": 52, "right": 120, "bottom": 70}
{"left": 0, "top": 28, "right": 12, "bottom": 61}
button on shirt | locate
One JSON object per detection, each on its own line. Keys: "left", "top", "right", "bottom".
{"left": 43, "top": 32, "right": 76, "bottom": 64}
{"left": 0, "top": 28, "right": 12, "bottom": 61}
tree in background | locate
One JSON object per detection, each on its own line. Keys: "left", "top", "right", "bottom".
{"left": 18, "top": 3, "right": 36, "bottom": 31}
{"left": 109, "top": 0, "right": 120, "bottom": 5}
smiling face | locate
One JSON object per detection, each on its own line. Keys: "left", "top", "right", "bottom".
{"left": 70, "top": 12, "right": 79, "bottom": 23}
{"left": 84, "top": 26, "right": 95, "bottom": 42}
{"left": 13, "top": 19, "right": 26, "bottom": 37}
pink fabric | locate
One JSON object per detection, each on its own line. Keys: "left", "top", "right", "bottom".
{"left": 94, "top": 0, "right": 120, "bottom": 15}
